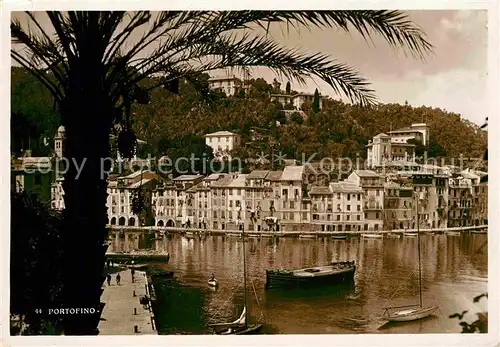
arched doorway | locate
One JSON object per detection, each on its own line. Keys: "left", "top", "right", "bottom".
{"left": 118, "top": 217, "right": 126, "bottom": 226}
{"left": 129, "top": 217, "right": 136, "bottom": 226}
{"left": 111, "top": 217, "right": 116, "bottom": 225}
{"left": 157, "top": 220, "right": 164, "bottom": 227}
{"left": 166, "top": 219, "right": 175, "bottom": 227}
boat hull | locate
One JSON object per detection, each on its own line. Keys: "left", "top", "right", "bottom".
{"left": 216, "top": 323, "right": 263, "bottom": 335}
{"left": 266, "top": 263, "right": 355, "bottom": 289}
{"left": 385, "top": 305, "right": 439, "bottom": 322}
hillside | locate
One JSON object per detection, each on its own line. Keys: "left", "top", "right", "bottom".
{"left": 11, "top": 67, "right": 487, "bottom": 163}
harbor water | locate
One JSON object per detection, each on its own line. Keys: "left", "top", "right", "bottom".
{"left": 110, "top": 232, "right": 488, "bottom": 334}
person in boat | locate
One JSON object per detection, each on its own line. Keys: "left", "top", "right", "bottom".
{"left": 210, "top": 273, "right": 215, "bottom": 282}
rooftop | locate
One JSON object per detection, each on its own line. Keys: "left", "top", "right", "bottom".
{"left": 228, "top": 174, "right": 248, "bottom": 187}
{"left": 309, "top": 186, "right": 332, "bottom": 195}
{"left": 266, "top": 171, "right": 283, "bottom": 181}
{"left": 353, "top": 170, "right": 379, "bottom": 178}
{"left": 173, "top": 174, "right": 204, "bottom": 181}
{"left": 205, "top": 131, "right": 239, "bottom": 137}
{"left": 331, "top": 182, "right": 363, "bottom": 193}
{"left": 247, "top": 170, "right": 269, "bottom": 179}
{"left": 128, "top": 178, "right": 152, "bottom": 189}
{"left": 281, "top": 166, "right": 304, "bottom": 181}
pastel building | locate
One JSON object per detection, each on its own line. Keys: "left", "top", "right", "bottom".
{"left": 205, "top": 131, "right": 241, "bottom": 160}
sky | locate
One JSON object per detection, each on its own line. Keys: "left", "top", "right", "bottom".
{"left": 245, "top": 10, "right": 488, "bottom": 126}
{"left": 11, "top": 10, "right": 488, "bottom": 125}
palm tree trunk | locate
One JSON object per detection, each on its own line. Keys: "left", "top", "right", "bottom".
{"left": 60, "top": 90, "right": 112, "bottom": 334}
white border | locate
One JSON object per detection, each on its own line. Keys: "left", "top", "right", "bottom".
{"left": 1, "top": 1, "right": 498, "bottom": 346}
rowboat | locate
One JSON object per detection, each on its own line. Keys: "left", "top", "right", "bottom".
{"left": 266, "top": 261, "right": 355, "bottom": 289}
{"left": 362, "top": 233, "right": 383, "bottom": 239}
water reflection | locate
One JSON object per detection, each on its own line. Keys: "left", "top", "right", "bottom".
{"left": 113, "top": 233, "right": 488, "bottom": 334}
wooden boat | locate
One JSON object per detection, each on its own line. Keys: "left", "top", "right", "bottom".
{"left": 106, "top": 251, "right": 170, "bottom": 263}
{"left": 383, "top": 304, "right": 438, "bottom": 322}
{"left": 446, "top": 231, "right": 461, "bottom": 236}
{"left": 184, "top": 231, "right": 196, "bottom": 239}
{"left": 331, "top": 234, "right": 347, "bottom": 240}
{"left": 208, "top": 307, "right": 263, "bottom": 335}
{"left": 385, "top": 233, "right": 401, "bottom": 239}
{"left": 208, "top": 279, "right": 218, "bottom": 287}
{"left": 299, "top": 234, "right": 317, "bottom": 239}
{"left": 265, "top": 261, "right": 355, "bottom": 289}
{"left": 383, "top": 195, "right": 439, "bottom": 322}
{"left": 208, "top": 227, "right": 264, "bottom": 335}
{"left": 362, "top": 233, "right": 383, "bottom": 239}
{"left": 403, "top": 232, "right": 417, "bottom": 237}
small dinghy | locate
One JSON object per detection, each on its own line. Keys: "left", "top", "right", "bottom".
{"left": 208, "top": 278, "right": 218, "bottom": 287}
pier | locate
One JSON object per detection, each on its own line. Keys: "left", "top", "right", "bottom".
{"left": 98, "top": 270, "right": 157, "bottom": 335}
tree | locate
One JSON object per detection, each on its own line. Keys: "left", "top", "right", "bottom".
{"left": 11, "top": 10, "right": 432, "bottom": 334}
{"left": 312, "top": 88, "right": 320, "bottom": 113}
{"left": 285, "top": 81, "right": 291, "bottom": 94}
{"left": 271, "top": 78, "right": 282, "bottom": 94}
{"left": 10, "top": 191, "right": 65, "bottom": 335}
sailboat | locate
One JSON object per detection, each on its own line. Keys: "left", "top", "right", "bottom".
{"left": 208, "top": 226, "right": 264, "bottom": 335}
{"left": 383, "top": 194, "right": 439, "bottom": 322}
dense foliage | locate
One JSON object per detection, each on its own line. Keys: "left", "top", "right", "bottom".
{"left": 12, "top": 66, "right": 487, "bottom": 166}
{"left": 10, "top": 191, "right": 65, "bottom": 335}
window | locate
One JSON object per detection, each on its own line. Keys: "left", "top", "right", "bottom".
{"left": 357, "top": 205, "right": 361, "bottom": 211}
{"left": 376, "top": 212, "right": 379, "bottom": 219}
{"left": 347, "top": 205, "right": 351, "bottom": 211}
{"left": 357, "top": 215, "right": 360, "bottom": 220}
{"left": 229, "top": 201, "right": 233, "bottom": 207}
{"left": 290, "top": 201, "right": 295, "bottom": 209}
{"left": 283, "top": 201, "right": 287, "bottom": 209}
{"left": 347, "top": 194, "right": 350, "bottom": 201}
{"left": 302, "top": 212, "right": 308, "bottom": 220}
{"left": 376, "top": 190, "right": 380, "bottom": 196}
{"left": 289, "top": 212, "right": 294, "bottom": 220}
{"left": 337, "top": 193, "right": 341, "bottom": 199}
{"left": 346, "top": 215, "right": 350, "bottom": 221}
{"left": 357, "top": 194, "right": 361, "bottom": 201}
{"left": 337, "top": 204, "right": 341, "bottom": 210}
{"left": 337, "top": 215, "right": 340, "bottom": 221}
{"left": 213, "top": 211, "right": 217, "bottom": 218}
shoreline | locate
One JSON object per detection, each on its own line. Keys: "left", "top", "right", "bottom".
{"left": 107, "top": 224, "right": 488, "bottom": 237}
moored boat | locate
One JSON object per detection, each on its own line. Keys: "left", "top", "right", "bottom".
{"left": 208, "top": 278, "right": 218, "bottom": 287}
{"left": 299, "top": 234, "right": 317, "bottom": 239}
{"left": 446, "top": 231, "right": 461, "bottom": 236}
{"left": 332, "top": 234, "right": 347, "bottom": 240}
{"left": 403, "top": 232, "right": 417, "bottom": 237}
{"left": 265, "top": 261, "right": 355, "bottom": 289}
{"left": 362, "top": 233, "right": 383, "bottom": 239}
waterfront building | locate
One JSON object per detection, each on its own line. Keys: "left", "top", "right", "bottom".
{"left": 278, "top": 166, "right": 307, "bottom": 232}
{"left": 471, "top": 171, "right": 488, "bottom": 226}
{"left": 347, "top": 170, "right": 384, "bottom": 231}
{"left": 244, "top": 170, "right": 272, "bottom": 231}
{"left": 310, "top": 181, "right": 364, "bottom": 232}
{"left": 447, "top": 174, "right": 475, "bottom": 227}
{"left": 383, "top": 181, "right": 413, "bottom": 230}
{"left": 107, "top": 170, "right": 159, "bottom": 227}
{"left": 210, "top": 174, "right": 235, "bottom": 230}
{"left": 204, "top": 131, "right": 241, "bottom": 160}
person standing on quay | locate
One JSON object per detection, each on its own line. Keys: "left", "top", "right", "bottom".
{"left": 116, "top": 273, "right": 121, "bottom": 286}
{"left": 106, "top": 274, "right": 111, "bottom": 286}
{"left": 131, "top": 268, "right": 135, "bottom": 283}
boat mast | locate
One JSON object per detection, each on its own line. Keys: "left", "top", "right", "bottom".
{"left": 416, "top": 193, "right": 423, "bottom": 308}
{"left": 242, "top": 223, "right": 248, "bottom": 327}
